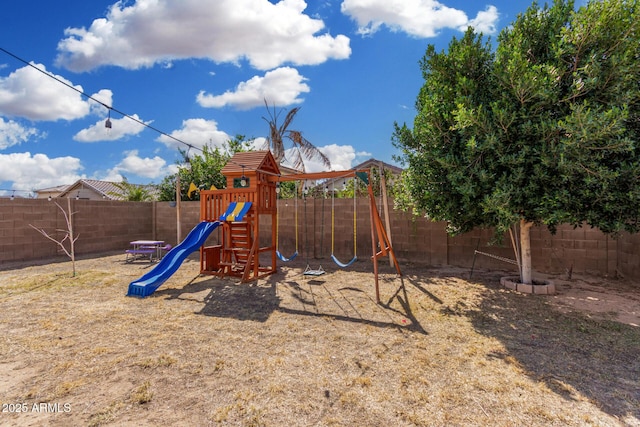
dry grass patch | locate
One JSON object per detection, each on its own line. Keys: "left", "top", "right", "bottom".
{"left": 131, "top": 381, "right": 153, "bottom": 404}
{"left": 0, "top": 253, "right": 638, "bottom": 426}
{"left": 0, "top": 270, "right": 113, "bottom": 297}
{"left": 88, "top": 401, "right": 125, "bottom": 427}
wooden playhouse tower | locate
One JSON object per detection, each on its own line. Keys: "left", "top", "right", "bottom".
{"left": 199, "top": 151, "right": 280, "bottom": 282}
{"left": 199, "top": 150, "right": 402, "bottom": 302}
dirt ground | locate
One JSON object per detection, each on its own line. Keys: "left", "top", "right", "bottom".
{"left": 0, "top": 252, "right": 638, "bottom": 426}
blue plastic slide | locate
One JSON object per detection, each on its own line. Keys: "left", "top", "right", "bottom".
{"left": 127, "top": 221, "right": 221, "bottom": 297}
{"left": 127, "top": 201, "right": 252, "bottom": 298}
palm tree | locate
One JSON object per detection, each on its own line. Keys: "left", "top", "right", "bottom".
{"left": 263, "top": 99, "right": 330, "bottom": 171}
{"left": 110, "top": 178, "right": 154, "bottom": 201}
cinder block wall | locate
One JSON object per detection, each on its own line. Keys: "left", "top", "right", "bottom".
{"left": 0, "top": 199, "right": 59, "bottom": 261}
{"left": 0, "top": 198, "right": 637, "bottom": 283}
{"left": 283, "top": 198, "right": 625, "bottom": 279}
{"left": 154, "top": 201, "right": 201, "bottom": 247}
{"left": 0, "top": 199, "right": 151, "bottom": 263}
{"left": 614, "top": 231, "right": 640, "bottom": 279}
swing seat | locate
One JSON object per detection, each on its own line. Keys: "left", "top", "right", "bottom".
{"left": 276, "top": 250, "right": 298, "bottom": 262}
{"left": 303, "top": 264, "right": 325, "bottom": 276}
{"left": 331, "top": 254, "right": 357, "bottom": 268}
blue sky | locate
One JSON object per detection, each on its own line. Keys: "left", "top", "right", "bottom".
{"left": 0, "top": 0, "right": 538, "bottom": 196}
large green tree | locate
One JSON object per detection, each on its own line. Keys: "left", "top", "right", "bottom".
{"left": 394, "top": 0, "right": 640, "bottom": 284}
{"left": 157, "top": 135, "right": 251, "bottom": 202}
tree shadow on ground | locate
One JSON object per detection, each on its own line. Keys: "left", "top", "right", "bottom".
{"left": 156, "top": 276, "right": 280, "bottom": 322}
{"left": 467, "top": 275, "right": 640, "bottom": 423}
{"left": 277, "top": 280, "right": 427, "bottom": 334}
{"left": 271, "top": 266, "right": 429, "bottom": 334}
{"left": 154, "top": 260, "right": 428, "bottom": 334}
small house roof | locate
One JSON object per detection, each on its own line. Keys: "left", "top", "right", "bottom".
{"left": 352, "top": 158, "right": 403, "bottom": 175}
{"left": 37, "top": 184, "right": 70, "bottom": 194}
{"left": 56, "top": 179, "right": 126, "bottom": 200}
{"left": 221, "top": 151, "right": 280, "bottom": 176}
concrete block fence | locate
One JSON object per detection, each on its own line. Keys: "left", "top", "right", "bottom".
{"left": 0, "top": 198, "right": 636, "bottom": 283}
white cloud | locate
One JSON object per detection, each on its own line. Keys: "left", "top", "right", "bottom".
{"left": 284, "top": 143, "right": 356, "bottom": 172}
{"left": 463, "top": 6, "right": 499, "bottom": 35}
{"left": 0, "top": 118, "right": 42, "bottom": 149}
{"left": 244, "top": 137, "right": 269, "bottom": 152}
{"left": 88, "top": 89, "right": 114, "bottom": 116}
{"left": 99, "top": 169, "right": 125, "bottom": 183}
{"left": 0, "top": 63, "right": 103, "bottom": 121}
{"left": 197, "top": 67, "right": 310, "bottom": 110}
{"left": 0, "top": 152, "right": 84, "bottom": 190}
{"left": 73, "top": 114, "right": 149, "bottom": 142}
{"left": 354, "top": 150, "right": 372, "bottom": 163}
{"left": 106, "top": 150, "right": 169, "bottom": 179}
{"left": 157, "top": 118, "right": 231, "bottom": 151}
{"left": 318, "top": 143, "right": 356, "bottom": 170}
{"left": 341, "top": 0, "right": 499, "bottom": 37}
{"left": 56, "top": 0, "right": 351, "bottom": 72}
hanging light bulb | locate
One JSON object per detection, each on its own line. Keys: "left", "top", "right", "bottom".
{"left": 240, "top": 165, "right": 247, "bottom": 187}
{"left": 275, "top": 181, "right": 280, "bottom": 194}
{"left": 76, "top": 191, "right": 80, "bottom": 200}
{"left": 10, "top": 190, "right": 15, "bottom": 201}
{"left": 105, "top": 109, "right": 112, "bottom": 129}
{"left": 47, "top": 195, "right": 52, "bottom": 201}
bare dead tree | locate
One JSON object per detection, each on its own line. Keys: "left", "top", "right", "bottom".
{"left": 262, "top": 99, "right": 331, "bottom": 171}
{"left": 29, "top": 197, "right": 79, "bottom": 276}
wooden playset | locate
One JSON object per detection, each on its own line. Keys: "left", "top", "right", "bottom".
{"left": 198, "top": 151, "right": 401, "bottom": 302}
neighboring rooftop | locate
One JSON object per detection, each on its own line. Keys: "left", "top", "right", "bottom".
{"left": 352, "top": 158, "right": 403, "bottom": 175}
{"left": 35, "top": 179, "right": 157, "bottom": 201}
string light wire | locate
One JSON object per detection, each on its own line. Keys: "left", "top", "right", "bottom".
{"left": 0, "top": 47, "right": 363, "bottom": 185}
{"left": 0, "top": 46, "right": 196, "bottom": 153}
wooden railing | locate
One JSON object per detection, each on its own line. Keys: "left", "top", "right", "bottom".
{"left": 200, "top": 186, "right": 276, "bottom": 222}
{"left": 200, "top": 189, "right": 256, "bottom": 222}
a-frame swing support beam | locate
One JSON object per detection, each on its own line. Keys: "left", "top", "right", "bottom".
{"left": 367, "top": 182, "right": 402, "bottom": 302}
{"left": 268, "top": 169, "right": 401, "bottom": 303}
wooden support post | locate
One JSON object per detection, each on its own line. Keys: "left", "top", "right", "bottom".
{"left": 369, "top": 183, "right": 381, "bottom": 303}
{"left": 271, "top": 211, "right": 277, "bottom": 275}
{"left": 242, "top": 236, "right": 259, "bottom": 282}
{"left": 367, "top": 183, "right": 402, "bottom": 299}
{"left": 379, "top": 163, "right": 394, "bottom": 267}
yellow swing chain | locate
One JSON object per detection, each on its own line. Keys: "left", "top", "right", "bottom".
{"left": 331, "top": 182, "right": 335, "bottom": 255}
{"left": 331, "top": 179, "right": 357, "bottom": 257}
{"left": 276, "top": 181, "right": 299, "bottom": 254}
{"left": 353, "top": 178, "right": 357, "bottom": 257}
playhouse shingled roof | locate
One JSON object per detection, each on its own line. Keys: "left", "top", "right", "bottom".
{"left": 221, "top": 151, "right": 280, "bottom": 176}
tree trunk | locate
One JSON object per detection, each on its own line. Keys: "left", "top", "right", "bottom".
{"left": 520, "top": 219, "right": 533, "bottom": 284}
{"left": 67, "top": 197, "right": 76, "bottom": 277}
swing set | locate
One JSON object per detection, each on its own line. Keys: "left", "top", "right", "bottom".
{"left": 275, "top": 179, "right": 359, "bottom": 274}
{"left": 275, "top": 181, "right": 298, "bottom": 262}
{"left": 199, "top": 151, "right": 401, "bottom": 302}
{"left": 330, "top": 179, "right": 358, "bottom": 268}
